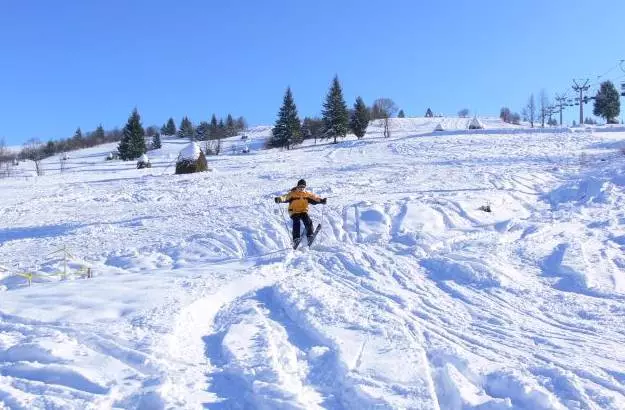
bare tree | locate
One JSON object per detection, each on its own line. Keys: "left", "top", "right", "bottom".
{"left": 539, "top": 89, "right": 549, "bottom": 128}
{"left": 372, "top": 98, "right": 398, "bottom": 138}
{"left": 22, "top": 138, "right": 44, "bottom": 176}
{"left": 458, "top": 108, "right": 470, "bottom": 118}
{"left": 525, "top": 94, "right": 536, "bottom": 128}
{"left": 0, "top": 137, "right": 14, "bottom": 178}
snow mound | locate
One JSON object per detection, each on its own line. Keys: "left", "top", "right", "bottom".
{"left": 420, "top": 255, "right": 507, "bottom": 288}
{"left": 547, "top": 176, "right": 613, "bottom": 206}
{"left": 138, "top": 154, "right": 149, "bottom": 163}
{"left": 179, "top": 142, "right": 202, "bottom": 161}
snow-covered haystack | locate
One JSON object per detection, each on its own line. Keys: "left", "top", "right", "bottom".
{"left": 434, "top": 123, "right": 445, "bottom": 132}
{"left": 468, "top": 117, "right": 485, "bottom": 130}
{"left": 136, "top": 153, "right": 151, "bottom": 169}
{"left": 175, "top": 142, "right": 208, "bottom": 174}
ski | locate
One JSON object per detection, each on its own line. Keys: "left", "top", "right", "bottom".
{"left": 292, "top": 237, "right": 302, "bottom": 250}
{"left": 293, "top": 224, "right": 321, "bottom": 250}
{"left": 307, "top": 224, "right": 322, "bottom": 247}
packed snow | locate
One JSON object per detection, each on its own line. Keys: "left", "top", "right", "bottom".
{"left": 1, "top": 116, "right": 624, "bottom": 409}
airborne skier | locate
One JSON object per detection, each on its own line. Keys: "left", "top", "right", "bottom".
{"left": 274, "top": 179, "right": 327, "bottom": 248}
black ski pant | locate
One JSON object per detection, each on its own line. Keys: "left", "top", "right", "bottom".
{"left": 291, "top": 213, "right": 313, "bottom": 242}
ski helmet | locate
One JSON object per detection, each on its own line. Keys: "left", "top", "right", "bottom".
{"left": 297, "top": 179, "right": 306, "bottom": 188}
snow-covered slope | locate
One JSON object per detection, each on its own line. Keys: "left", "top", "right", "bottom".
{"left": 1, "top": 122, "right": 625, "bottom": 409}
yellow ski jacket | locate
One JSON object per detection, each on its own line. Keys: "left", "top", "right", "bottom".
{"left": 276, "top": 187, "right": 323, "bottom": 216}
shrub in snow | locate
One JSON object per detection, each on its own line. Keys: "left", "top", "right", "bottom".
{"left": 137, "top": 154, "right": 151, "bottom": 169}
{"left": 175, "top": 142, "right": 208, "bottom": 174}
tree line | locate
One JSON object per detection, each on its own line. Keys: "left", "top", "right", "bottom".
{"left": 268, "top": 75, "right": 404, "bottom": 150}
{"left": 5, "top": 109, "right": 249, "bottom": 166}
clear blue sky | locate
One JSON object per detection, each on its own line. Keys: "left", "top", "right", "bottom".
{"left": 1, "top": 0, "right": 625, "bottom": 145}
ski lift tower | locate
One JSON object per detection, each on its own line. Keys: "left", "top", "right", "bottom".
{"left": 620, "top": 60, "right": 625, "bottom": 123}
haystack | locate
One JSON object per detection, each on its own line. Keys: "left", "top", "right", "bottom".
{"left": 175, "top": 142, "right": 208, "bottom": 174}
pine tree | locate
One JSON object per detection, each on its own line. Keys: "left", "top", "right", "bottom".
{"left": 178, "top": 116, "right": 195, "bottom": 139}
{"left": 209, "top": 114, "right": 219, "bottom": 140}
{"left": 166, "top": 118, "right": 176, "bottom": 135}
{"left": 72, "top": 127, "right": 84, "bottom": 149}
{"left": 397, "top": 109, "right": 405, "bottom": 118}
{"left": 226, "top": 114, "right": 235, "bottom": 137}
{"left": 94, "top": 125, "right": 105, "bottom": 142}
{"left": 270, "top": 87, "right": 301, "bottom": 149}
{"left": 118, "top": 108, "right": 146, "bottom": 160}
{"left": 350, "top": 96, "right": 370, "bottom": 139}
{"left": 196, "top": 121, "right": 210, "bottom": 141}
{"left": 321, "top": 75, "right": 349, "bottom": 144}
{"left": 216, "top": 119, "right": 225, "bottom": 140}
{"left": 236, "top": 116, "right": 247, "bottom": 132}
{"left": 593, "top": 81, "right": 621, "bottom": 123}
{"left": 152, "top": 132, "right": 162, "bottom": 149}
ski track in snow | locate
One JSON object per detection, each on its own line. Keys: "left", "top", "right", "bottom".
{"left": 1, "top": 118, "right": 625, "bottom": 408}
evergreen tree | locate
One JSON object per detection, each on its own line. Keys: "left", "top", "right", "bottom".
{"left": 93, "top": 125, "right": 105, "bottom": 142}
{"left": 43, "top": 140, "right": 56, "bottom": 157}
{"left": 72, "top": 127, "right": 84, "bottom": 149}
{"left": 226, "top": 114, "right": 235, "bottom": 137}
{"left": 209, "top": 114, "right": 219, "bottom": 140}
{"left": 217, "top": 119, "right": 226, "bottom": 139}
{"left": 321, "top": 75, "right": 349, "bottom": 144}
{"left": 118, "top": 108, "right": 146, "bottom": 160}
{"left": 152, "top": 132, "right": 162, "bottom": 149}
{"left": 177, "top": 116, "right": 195, "bottom": 139}
{"left": 196, "top": 121, "right": 210, "bottom": 141}
{"left": 593, "top": 81, "right": 621, "bottom": 123}
{"left": 165, "top": 118, "right": 177, "bottom": 135}
{"left": 397, "top": 109, "right": 405, "bottom": 118}
{"left": 350, "top": 96, "right": 370, "bottom": 139}
{"left": 269, "top": 87, "right": 301, "bottom": 149}
{"left": 236, "top": 116, "right": 247, "bottom": 132}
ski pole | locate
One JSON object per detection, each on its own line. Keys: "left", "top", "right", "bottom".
{"left": 277, "top": 203, "right": 292, "bottom": 244}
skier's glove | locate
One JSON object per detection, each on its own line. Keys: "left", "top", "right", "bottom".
{"left": 321, "top": 198, "right": 327, "bottom": 204}
{"left": 274, "top": 197, "right": 281, "bottom": 203}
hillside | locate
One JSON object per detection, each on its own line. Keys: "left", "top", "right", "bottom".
{"left": 1, "top": 118, "right": 625, "bottom": 409}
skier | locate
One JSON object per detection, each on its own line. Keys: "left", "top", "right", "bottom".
{"left": 274, "top": 179, "right": 327, "bottom": 247}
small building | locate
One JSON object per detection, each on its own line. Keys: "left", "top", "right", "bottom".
{"left": 468, "top": 117, "right": 484, "bottom": 130}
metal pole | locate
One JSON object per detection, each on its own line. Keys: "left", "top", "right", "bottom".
{"left": 572, "top": 79, "right": 590, "bottom": 125}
